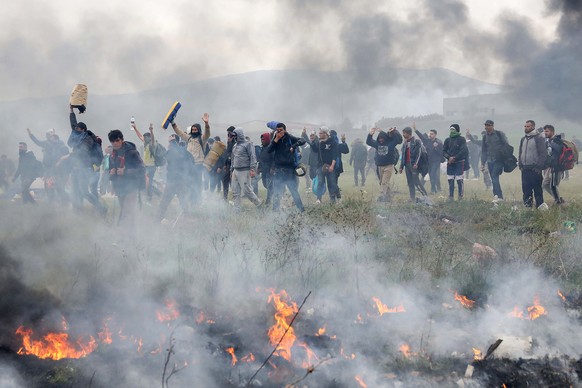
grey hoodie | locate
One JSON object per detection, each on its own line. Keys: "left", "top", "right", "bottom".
{"left": 231, "top": 128, "right": 257, "bottom": 171}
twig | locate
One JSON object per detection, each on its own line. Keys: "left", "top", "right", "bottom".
{"left": 246, "top": 291, "right": 312, "bottom": 387}
{"left": 284, "top": 356, "right": 334, "bottom": 387}
{"left": 88, "top": 370, "right": 96, "bottom": 388}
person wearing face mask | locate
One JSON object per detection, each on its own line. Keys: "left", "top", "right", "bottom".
{"left": 171, "top": 113, "right": 210, "bottom": 207}
{"left": 442, "top": 124, "right": 469, "bottom": 201}
{"left": 366, "top": 126, "right": 402, "bottom": 202}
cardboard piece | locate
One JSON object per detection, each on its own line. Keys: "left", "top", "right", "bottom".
{"left": 69, "top": 84, "right": 88, "bottom": 113}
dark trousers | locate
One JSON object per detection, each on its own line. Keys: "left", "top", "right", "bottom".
{"left": 261, "top": 172, "right": 273, "bottom": 204}
{"left": 353, "top": 163, "right": 366, "bottom": 186}
{"left": 317, "top": 170, "right": 339, "bottom": 202}
{"left": 428, "top": 162, "right": 441, "bottom": 193}
{"left": 222, "top": 165, "right": 231, "bottom": 200}
{"left": 272, "top": 168, "right": 304, "bottom": 212}
{"left": 20, "top": 178, "right": 35, "bottom": 204}
{"left": 487, "top": 161, "right": 504, "bottom": 199}
{"left": 159, "top": 178, "right": 187, "bottom": 219}
{"left": 71, "top": 168, "right": 106, "bottom": 213}
{"left": 404, "top": 164, "right": 427, "bottom": 201}
{"left": 189, "top": 164, "right": 203, "bottom": 205}
{"left": 145, "top": 166, "right": 160, "bottom": 200}
{"left": 521, "top": 168, "right": 544, "bottom": 208}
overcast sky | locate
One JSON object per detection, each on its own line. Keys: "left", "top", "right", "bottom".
{"left": 0, "top": 0, "right": 562, "bottom": 102}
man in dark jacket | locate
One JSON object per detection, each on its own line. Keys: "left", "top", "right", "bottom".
{"left": 481, "top": 119, "right": 509, "bottom": 201}
{"left": 414, "top": 125, "right": 444, "bottom": 194}
{"left": 305, "top": 127, "right": 340, "bottom": 204}
{"left": 13, "top": 142, "right": 41, "bottom": 204}
{"left": 330, "top": 129, "right": 349, "bottom": 199}
{"left": 542, "top": 125, "right": 565, "bottom": 205}
{"left": 159, "top": 134, "right": 190, "bottom": 221}
{"left": 366, "top": 126, "right": 402, "bottom": 202}
{"left": 26, "top": 128, "right": 69, "bottom": 203}
{"left": 216, "top": 126, "right": 236, "bottom": 201}
{"left": 399, "top": 127, "right": 428, "bottom": 202}
{"left": 258, "top": 132, "right": 275, "bottom": 206}
{"left": 68, "top": 105, "right": 107, "bottom": 215}
{"left": 518, "top": 119, "right": 547, "bottom": 208}
{"left": 350, "top": 138, "right": 368, "bottom": 187}
{"left": 108, "top": 129, "right": 144, "bottom": 227}
{"left": 443, "top": 124, "right": 469, "bottom": 201}
{"left": 266, "top": 122, "right": 305, "bottom": 212}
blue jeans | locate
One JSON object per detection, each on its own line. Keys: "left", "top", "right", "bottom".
{"left": 487, "top": 161, "right": 504, "bottom": 199}
{"left": 272, "top": 168, "right": 304, "bottom": 212}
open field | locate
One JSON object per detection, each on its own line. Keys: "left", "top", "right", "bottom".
{"left": 1, "top": 163, "right": 582, "bottom": 387}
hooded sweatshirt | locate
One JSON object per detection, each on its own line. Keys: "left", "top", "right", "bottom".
{"left": 231, "top": 128, "right": 257, "bottom": 171}
{"left": 366, "top": 130, "right": 402, "bottom": 166}
{"left": 109, "top": 141, "right": 144, "bottom": 195}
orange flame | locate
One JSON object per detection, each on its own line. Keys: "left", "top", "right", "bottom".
{"left": 453, "top": 291, "right": 475, "bottom": 309}
{"left": 316, "top": 326, "right": 326, "bottom": 336}
{"left": 557, "top": 290, "right": 567, "bottom": 302}
{"left": 510, "top": 296, "right": 547, "bottom": 320}
{"left": 98, "top": 318, "right": 113, "bottom": 345}
{"left": 16, "top": 326, "right": 97, "bottom": 360}
{"left": 267, "top": 289, "right": 298, "bottom": 361}
{"left": 226, "top": 347, "right": 238, "bottom": 366}
{"left": 156, "top": 298, "right": 180, "bottom": 322}
{"left": 371, "top": 297, "right": 405, "bottom": 316}
{"left": 341, "top": 348, "right": 356, "bottom": 360}
{"left": 399, "top": 343, "right": 411, "bottom": 358}
{"left": 241, "top": 353, "right": 255, "bottom": 362}
{"left": 527, "top": 297, "right": 547, "bottom": 320}
{"left": 355, "top": 375, "right": 367, "bottom": 388}
{"left": 472, "top": 347, "right": 483, "bottom": 361}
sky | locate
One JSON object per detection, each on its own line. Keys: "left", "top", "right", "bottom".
{"left": 0, "top": 0, "right": 562, "bottom": 101}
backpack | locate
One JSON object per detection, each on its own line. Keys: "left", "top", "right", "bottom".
{"left": 152, "top": 143, "right": 167, "bottom": 167}
{"left": 555, "top": 139, "right": 578, "bottom": 171}
{"left": 492, "top": 131, "right": 516, "bottom": 173}
{"left": 417, "top": 142, "right": 429, "bottom": 176}
{"left": 88, "top": 131, "right": 103, "bottom": 166}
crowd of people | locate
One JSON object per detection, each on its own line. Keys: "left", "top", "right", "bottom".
{"left": 1, "top": 108, "right": 578, "bottom": 225}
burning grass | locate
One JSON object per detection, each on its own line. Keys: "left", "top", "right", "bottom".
{"left": 2, "top": 192, "right": 582, "bottom": 386}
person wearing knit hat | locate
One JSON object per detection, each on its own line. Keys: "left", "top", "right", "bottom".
{"left": 442, "top": 124, "right": 469, "bottom": 200}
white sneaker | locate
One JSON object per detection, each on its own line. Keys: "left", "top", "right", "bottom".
{"left": 315, "top": 199, "right": 321, "bottom": 204}
{"left": 538, "top": 202, "right": 549, "bottom": 211}
{"left": 492, "top": 195, "right": 503, "bottom": 203}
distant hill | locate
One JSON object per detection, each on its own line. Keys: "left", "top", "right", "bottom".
{"left": 0, "top": 68, "right": 500, "bottom": 155}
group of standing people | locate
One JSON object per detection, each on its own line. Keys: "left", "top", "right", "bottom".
{"left": 6, "top": 109, "right": 577, "bottom": 220}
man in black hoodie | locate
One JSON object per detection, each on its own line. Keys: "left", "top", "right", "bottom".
{"left": 13, "top": 142, "right": 41, "bottom": 204}
{"left": 366, "top": 126, "right": 402, "bottom": 202}
{"left": 305, "top": 127, "right": 339, "bottom": 204}
{"left": 266, "top": 122, "right": 305, "bottom": 212}
{"left": 108, "top": 130, "right": 145, "bottom": 227}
